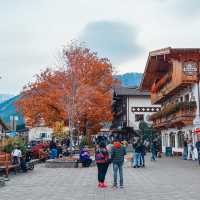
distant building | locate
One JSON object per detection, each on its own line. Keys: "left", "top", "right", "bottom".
{"left": 0, "top": 118, "right": 9, "bottom": 140}
{"left": 0, "top": 95, "right": 53, "bottom": 142}
{"left": 140, "top": 47, "right": 200, "bottom": 154}
{"left": 0, "top": 95, "right": 26, "bottom": 131}
{"left": 28, "top": 126, "right": 53, "bottom": 142}
{"left": 112, "top": 86, "right": 160, "bottom": 131}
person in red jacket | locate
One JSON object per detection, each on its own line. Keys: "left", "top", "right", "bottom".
{"left": 111, "top": 140, "right": 126, "bottom": 188}
{"left": 95, "top": 142, "right": 109, "bottom": 188}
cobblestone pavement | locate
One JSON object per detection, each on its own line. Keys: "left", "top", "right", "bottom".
{"left": 0, "top": 155, "right": 200, "bottom": 200}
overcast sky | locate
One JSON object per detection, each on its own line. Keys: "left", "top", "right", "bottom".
{"left": 1, "top": 0, "right": 200, "bottom": 94}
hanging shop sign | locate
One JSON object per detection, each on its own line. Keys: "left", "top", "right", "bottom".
{"left": 183, "top": 62, "right": 197, "bottom": 75}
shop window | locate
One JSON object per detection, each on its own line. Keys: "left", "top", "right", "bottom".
{"left": 180, "top": 97, "right": 183, "bottom": 102}
{"left": 135, "top": 114, "right": 144, "bottom": 122}
{"left": 40, "top": 133, "right": 47, "bottom": 138}
{"left": 178, "top": 131, "right": 184, "bottom": 148}
{"left": 170, "top": 133, "right": 175, "bottom": 147}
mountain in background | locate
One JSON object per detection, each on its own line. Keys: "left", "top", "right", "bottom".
{"left": 115, "top": 72, "right": 143, "bottom": 87}
{"left": 0, "top": 94, "right": 14, "bottom": 103}
{"left": 0, "top": 72, "right": 142, "bottom": 129}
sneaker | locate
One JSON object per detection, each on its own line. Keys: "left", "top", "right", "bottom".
{"left": 101, "top": 182, "right": 108, "bottom": 188}
{"left": 97, "top": 183, "right": 102, "bottom": 188}
{"left": 120, "top": 185, "right": 124, "bottom": 188}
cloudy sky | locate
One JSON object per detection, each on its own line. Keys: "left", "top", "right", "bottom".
{"left": 1, "top": 0, "right": 200, "bottom": 94}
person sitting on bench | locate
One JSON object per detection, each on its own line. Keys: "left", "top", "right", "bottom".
{"left": 11, "top": 145, "right": 22, "bottom": 165}
{"left": 79, "top": 147, "right": 92, "bottom": 167}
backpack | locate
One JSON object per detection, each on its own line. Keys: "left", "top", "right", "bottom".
{"left": 95, "top": 148, "right": 108, "bottom": 163}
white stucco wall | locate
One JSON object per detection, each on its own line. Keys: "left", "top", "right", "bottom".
{"left": 160, "top": 82, "right": 200, "bottom": 153}
{"left": 28, "top": 126, "right": 53, "bottom": 142}
{"left": 127, "top": 96, "right": 160, "bottom": 130}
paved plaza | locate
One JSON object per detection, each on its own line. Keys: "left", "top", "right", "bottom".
{"left": 0, "top": 155, "right": 200, "bottom": 200}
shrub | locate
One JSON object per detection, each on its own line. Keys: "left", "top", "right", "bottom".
{"left": 80, "top": 136, "right": 89, "bottom": 148}
{"left": 2, "top": 138, "right": 26, "bottom": 154}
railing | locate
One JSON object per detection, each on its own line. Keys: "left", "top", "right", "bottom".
{"left": 151, "top": 73, "right": 172, "bottom": 94}
{"left": 150, "top": 101, "right": 196, "bottom": 120}
{"left": 151, "top": 70, "right": 197, "bottom": 104}
{"left": 151, "top": 102, "right": 196, "bottom": 128}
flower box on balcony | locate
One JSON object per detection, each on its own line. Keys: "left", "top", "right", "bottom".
{"left": 150, "top": 101, "right": 197, "bottom": 121}
{"left": 151, "top": 73, "right": 172, "bottom": 93}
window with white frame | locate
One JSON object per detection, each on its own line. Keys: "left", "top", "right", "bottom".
{"left": 135, "top": 114, "right": 144, "bottom": 122}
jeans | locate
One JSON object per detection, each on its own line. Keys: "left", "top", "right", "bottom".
{"left": 133, "top": 153, "right": 141, "bottom": 167}
{"left": 20, "top": 159, "right": 27, "bottom": 172}
{"left": 151, "top": 151, "right": 157, "bottom": 161}
{"left": 182, "top": 147, "right": 188, "bottom": 160}
{"left": 113, "top": 162, "right": 123, "bottom": 186}
{"left": 12, "top": 156, "right": 20, "bottom": 165}
{"left": 82, "top": 159, "right": 92, "bottom": 167}
{"left": 97, "top": 163, "right": 109, "bottom": 183}
{"left": 140, "top": 154, "right": 145, "bottom": 166}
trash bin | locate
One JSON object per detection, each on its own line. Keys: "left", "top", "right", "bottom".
{"left": 165, "top": 147, "right": 172, "bottom": 157}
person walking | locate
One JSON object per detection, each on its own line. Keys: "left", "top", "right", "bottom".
{"left": 195, "top": 140, "right": 200, "bottom": 165}
{"left": 111, "top": 140, "right": 126, "bottom": 188}
{"left": 182, "top": 140, "right": 188, "bottom": 160}
{"left": 95, "top": 142, "right": 109, "bottom": 188}
{"left": 133, "top": 141, "right": 141, "bottom": 167}
{"left": 151, "top": 141, "right": 157, "bottom": 161}
{"left": 187, "top": 140, "right": 194, "bottom": 160}
{"left": 140, "top": 142, "right": 146, "bottom": 167}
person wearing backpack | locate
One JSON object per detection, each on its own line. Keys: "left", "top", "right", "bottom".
{"left": 95, "top": 142, "right": 109, "bottom": 188}
{"left": 111, "top": 140, "right": 126, "bottom": 188}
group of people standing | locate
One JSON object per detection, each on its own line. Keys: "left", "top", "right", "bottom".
{"left": 95, "top": 139, "right": 126, "bottom": 188}
{"left": 132, "top": 140, "right": 146, "bottom": 168}
{"left": 183, "top": 139, "right": 200, "bottom": 163}
{"left": 49, "top": 137, "right": 71, "bottom": 159}
{"left": 132, "top": 139, "right": 158, "bottom": 168}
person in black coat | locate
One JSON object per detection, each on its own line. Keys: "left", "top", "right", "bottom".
{"left": 139, "top": 142, "right": 146, "bottom": 167}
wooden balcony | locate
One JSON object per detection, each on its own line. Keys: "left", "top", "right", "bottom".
{"left": 153, "top": 109, "right": 196, "bottom": 129}
{"left": 151, "top": 60, "right": 198, "bottom": 104}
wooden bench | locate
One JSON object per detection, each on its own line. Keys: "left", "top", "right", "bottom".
{"left": 0, "top": 153, "right": 19, "bottom": 177}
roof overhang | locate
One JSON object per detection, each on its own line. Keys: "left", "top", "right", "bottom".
{"left": 0, "top": 118, "right": 9, "bottom": 131}
{"left": 140, "top": 47, "right": 200, "bottom": 91}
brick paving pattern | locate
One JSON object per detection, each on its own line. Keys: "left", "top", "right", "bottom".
{"left": 0, "top": 155, "right": 200, "bottom": 200}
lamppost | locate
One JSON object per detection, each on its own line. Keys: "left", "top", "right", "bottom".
{"left": 77, "top": 120, "right": 80, "bottom": 146}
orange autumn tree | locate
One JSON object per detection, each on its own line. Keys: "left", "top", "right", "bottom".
{"left": 16, "top": 43, "right": 115, "bottom": 138}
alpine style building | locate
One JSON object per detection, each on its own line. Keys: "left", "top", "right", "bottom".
{"left": 112, "top": 86, "right": 160, "bottom": 132}
{"left": 140, "top": 47, "right": 200, "bottom": 154}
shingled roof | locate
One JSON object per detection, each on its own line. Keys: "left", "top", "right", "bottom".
{"left": 113, "top": 86, "right": 150, "bottom": 96}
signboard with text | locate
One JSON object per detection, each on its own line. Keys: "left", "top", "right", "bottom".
{"left": 183, "top": 62, "right": 197, "bottom": 75}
